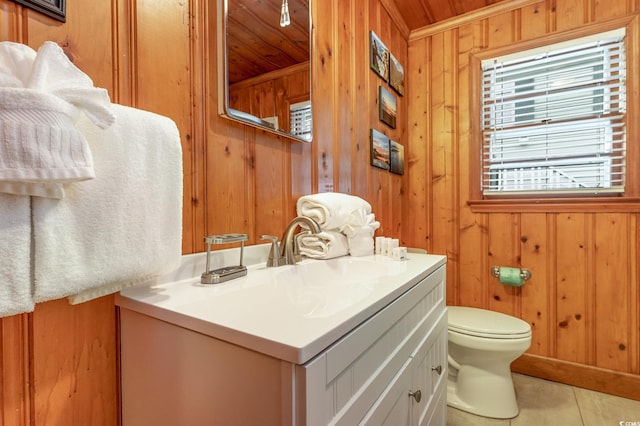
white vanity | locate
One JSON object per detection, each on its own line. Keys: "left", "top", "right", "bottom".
{"left": 115, "top": 245, "right": 447, "bottom": 425}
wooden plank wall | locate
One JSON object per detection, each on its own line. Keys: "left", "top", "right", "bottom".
{"left": 405, "top": 0, "right": 640, "bottom": 400}
{"left": 0, "top": 0, "right": 407, "bottom": 423}
{"left": 228, "top": 63, "right": 310, "bottom": 135}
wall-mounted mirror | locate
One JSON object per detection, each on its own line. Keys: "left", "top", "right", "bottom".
{"left": 218, "top": 0, "right": 312, "bottom": 142}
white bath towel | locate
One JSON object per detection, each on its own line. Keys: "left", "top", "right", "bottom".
{"left": 296, "top": 230, "right": 349, "bottom": 260}
{"left": 0, "top": 193, "right": 34, "bottom": 317}
{"left": 342, "top": 209, "right": 381, "bottom": 257}
{"left": 32, "top": 104, "right": 183, "bottom": 304}
{"left": 296, "top": 192, "right": 372, "bottom": 231}
{"left": 0, "top": 41, "right": 115, "bottom": 198}
{"left": 346, "top": 227, "right": 376, "bottom": 257}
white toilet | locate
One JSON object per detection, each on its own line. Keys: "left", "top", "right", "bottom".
{"left": 447, "top": 306, "right": 532, "bottom": 419}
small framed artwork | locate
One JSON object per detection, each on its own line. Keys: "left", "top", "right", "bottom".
{"left": 370, "top": 129, "right": 390, "bottom": 170}
{"left": 389, "top": 53, "right": 405, "bottom": 96}
{"left": 390, "top": 140, "right": 405, "bottom": 175}
{"left": 11, "top": 0, "right": 66, "bottom": 22}
{"left": 379, "top": 86, "right": 397, "bottom": 129}
{"left": 369, "top": 31, "right": 389, "bottom": 81}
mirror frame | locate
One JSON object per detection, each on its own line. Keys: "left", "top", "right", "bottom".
{"left": 217, "top": 0, "right": 313, "bottom": 143}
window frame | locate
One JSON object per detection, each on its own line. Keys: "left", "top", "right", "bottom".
{"left": 467, "top": 17, "right": 640, "bottom": 213}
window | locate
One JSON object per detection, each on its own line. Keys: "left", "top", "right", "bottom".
{"left": 481, "top": 29, "right": 626, "bottom": 196}
{"left": 290, "top": 100, "right": 312, "bottom": 141}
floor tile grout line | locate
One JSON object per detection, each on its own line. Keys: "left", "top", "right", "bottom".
{"left": 571, "top": 385, "right": 586, "bottom": 426}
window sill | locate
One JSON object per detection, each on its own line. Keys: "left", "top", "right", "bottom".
{"left": 468, "top": 197, "right": 640, "bottom": 213}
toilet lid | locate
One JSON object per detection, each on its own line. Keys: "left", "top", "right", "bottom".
{"left": 448, "top": 306, "right": 531, "bottom": 339}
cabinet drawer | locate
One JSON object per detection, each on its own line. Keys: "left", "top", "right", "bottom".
{"left": 302, "top": 266, "right": 446, "bottom": 426}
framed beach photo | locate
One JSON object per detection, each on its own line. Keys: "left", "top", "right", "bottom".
{"left": 12, "top": 0, "right": 65, "bottom": 22}
{"left": 370, "top": 129, "right": 390, "bottom": 170}
{"left": 379, "top": 86, "right": 397, "bottom": 129}
{"left": 369, "top": 31, "right": 389, "bottom": 81}
{"left": 389, "top": 53, "right": 405, "bottom": 96}
{"left": 390, "top": 140, "right": 405, "bottom": 175}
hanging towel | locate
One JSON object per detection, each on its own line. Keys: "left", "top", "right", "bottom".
{"left": 0, "top": 41, "right": 115, "bottom": 198}
{"left": 32, "top": 104, "right": 182, "bottom": 304}
{"left": 0, "top": 193, "right": 34, "bottom": 317}
{"left": 296, "top": 230, "right": 349, "bottom": 260}
{"left": 296, "top": 192, "right": 372, "bottom": 231}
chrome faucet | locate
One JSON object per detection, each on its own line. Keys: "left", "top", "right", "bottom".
{"left": 270, "top": 216, "right": 321, "bottom": 266}
{"left": 259, "top": 235, "right": 287, "bottom": 267}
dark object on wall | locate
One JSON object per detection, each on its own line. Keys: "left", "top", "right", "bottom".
{"left": 390, "top": 140, "right": 404, "bottom": 175}
{"left": 379, "top": 86, "right": 397, "bottom": 129}
{"left": 370, "top": 129, "right": 390, "bottom": 170}
{"left": 370, "top": 30, "right": 389, "bottom": 81}
{"left": 389, "top": 53, "right": 405, "bottom": 96}
{"left": 12, "top": 0, "right": 65, "bottom": 23}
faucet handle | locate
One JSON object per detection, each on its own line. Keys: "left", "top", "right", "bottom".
{"left": 260, "top": 235, "right": 286, "bottom": 267}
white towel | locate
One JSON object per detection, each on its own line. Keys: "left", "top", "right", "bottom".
{"left": 346, "top": 227, "right": 376, "bottom": 257}
{"left": 342, "top": 209, "right": 381, "bottom": 257}
{"left": 0, "top": 41, "right": 115, "bottom": 198}
{"left": 296, "top": 192, "right": 372, "bottom": 231}
{"left": 296, "top": 230, "right": 349, "bottom": 260}
{"left": 0, "top": 193, "right": 34, "bottom": 317}
{"left": 32, "top": 104, "right": 183, "bottom": 304}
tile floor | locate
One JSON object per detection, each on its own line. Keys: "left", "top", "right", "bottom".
{"left": 447, "top": 373, "right": 640, "bottom": 426}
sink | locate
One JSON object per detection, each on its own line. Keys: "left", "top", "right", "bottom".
{"left": 277, "top": 256, "right": 405, "bottom": 318}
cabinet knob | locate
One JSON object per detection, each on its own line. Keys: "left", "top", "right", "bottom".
{"left": 408, "top": 389, "right": 422, "bottom": 403}
{"left": 432, "top": 365, "right": 442, "bottom": 375}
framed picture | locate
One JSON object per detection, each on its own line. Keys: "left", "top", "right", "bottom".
{"left": 389, "top": 53, "right": 405, "bottom": 96}
{"left": 379, "top": 86, "right": 397, "bottom": 129}
{"left": 370, "top": 129, "right": 390, "bottom": 170}
{"left": 390, "top": 140, "right": 405, "bottom": 175}
{"left": 369, "top": 31, "right": 389, "bottom": 81}
{"left": 11, "top": 0, "right": 66, "bottom": 22}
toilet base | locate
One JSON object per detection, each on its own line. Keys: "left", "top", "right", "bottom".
{"left": 446, "top": 364, "right": 519, "bottom": 419}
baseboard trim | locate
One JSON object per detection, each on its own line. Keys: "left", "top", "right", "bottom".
{"left": 512, "top": 353, "right": 640, "bottom": 401}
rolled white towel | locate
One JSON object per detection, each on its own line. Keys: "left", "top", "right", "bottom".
{"left": 296, "top": 230, "right": 349, "bottom": 260}
{"left": 296, "top": 192, "right": 371, "bottom": 230}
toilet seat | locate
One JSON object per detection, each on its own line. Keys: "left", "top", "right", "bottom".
{"left": 448, "top": 306, "right": 531, "bottom": 339}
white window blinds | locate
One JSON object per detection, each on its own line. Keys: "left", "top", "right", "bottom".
{"left": 290, "top": 101, "right": 312, "bottom": 141}
{"left": 481, "top": 29, "right": 626, "bottom": 196}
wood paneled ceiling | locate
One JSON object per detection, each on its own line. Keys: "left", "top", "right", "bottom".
{"left": 226, "top": 0, "right": 509, "bottom": 84}
{"left": 392, "top": 0, "right": 508, "bottom": 30}
{"left": 227, "top": 0, "right": 310, "bottom": 84}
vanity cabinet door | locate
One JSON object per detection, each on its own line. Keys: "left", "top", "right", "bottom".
{"left": 359, "top": 358, "right": 412, "bottom": 426}
{"left": 360, "top": 310, "right": 448, "bottom": 426}
{"left": 410, "top": 311, "right": 448, "bottom": 426}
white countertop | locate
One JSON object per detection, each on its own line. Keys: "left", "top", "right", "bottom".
{"left": 115, "top": 244, "right": 446, "bottom": 364}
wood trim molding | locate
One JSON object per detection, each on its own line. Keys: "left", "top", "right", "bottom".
{"left": 468, "top": 198, "right": 640, "bottom": 213}
{"left": 408, "top": 0, "right": 543, "bottom": 41}
{"left": 0, "top": 314, "right": 32, "bottom": 426}
{"left": 378, "top": 0, "right": 410, "bottom": 40}
{"left": 229, "top": 62, "right": 310, "bottom": 91}
{"left": 512, "top": 353, "right": 640, "bottom": 401}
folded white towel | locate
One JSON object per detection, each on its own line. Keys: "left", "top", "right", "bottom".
{"left": 341, "top": 209, "right": 380, "bottom": 238}
{"left": 0, "top": 42, "right": 36, "bottom": 88}
{"left": 296, "top": 230, "right": 349, "bottom": 260}
{"left": 296, "top": 192, "right": 372, "bottom": 231}
{"left": 0, "top": 193, "right": 34, "bottom": 317}
{"left": 340, "top": 209, "right": 380, "bottom": 257}
{"left": 346, "top": 226, "right": 376, "bottom": 257}
{"left": 0, "top": 41, "right": 115, "bottom": 198}
{"left": 32, "top": 104, "right": 183, "bottom": 304}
